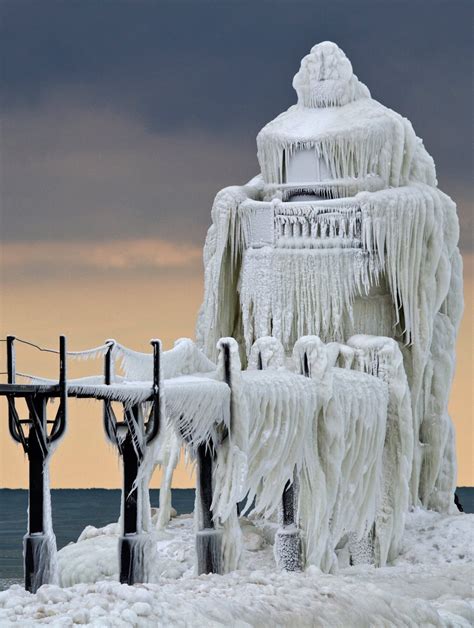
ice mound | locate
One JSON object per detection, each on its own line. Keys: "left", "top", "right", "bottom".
{"left": 58, "top": 515, "right": 199, "bottom": 587}
{"left": 292, "top": 41, "right": 371, "bottom": 108}
{"left": 393, "top": 507, "right": 474, "bottom": 567}
{"left": 56, "top": 515, "right": 273, "bottom": 588}
{"left": 1, "top": 511, "right": 472, "bottom": 627}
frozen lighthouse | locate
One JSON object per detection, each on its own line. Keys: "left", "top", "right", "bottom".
{"left": 2, "top": 42, "right": 469, "bottom": 622}
{"left": 198, "top": 41, "right": 463, "bottom": 515}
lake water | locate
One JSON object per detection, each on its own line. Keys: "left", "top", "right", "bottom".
{"left": 0, "top": 488, "right": 195, "bottom": 588}
{"left": 1, "top": 487, "right": 472, "bottom": 589}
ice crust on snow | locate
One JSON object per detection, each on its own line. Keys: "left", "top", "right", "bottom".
{"left": 1, "top": 510, "right": 472, "bottom": 627}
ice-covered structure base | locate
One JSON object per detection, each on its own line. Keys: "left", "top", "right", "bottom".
{"left": 2, "top": 508, "right": 472, "bottom": 627}
{"left": 13, "top": 332, "right": 414, "bottom": 577}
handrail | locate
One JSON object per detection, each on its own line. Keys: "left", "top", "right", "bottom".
{"left": 146, "top": 339, "right": 161, "bottom": 444}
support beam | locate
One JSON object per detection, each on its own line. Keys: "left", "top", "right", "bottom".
{"left": 251, "top": 338, "right": 303, "bottom": 572}
{"left": 196, "top": 443, "right": 222, "bottom": 575}
{"left": 119, "top": 405, "right": 142, "bottom": 585}
{"left": 28, "top": 397, "right": 46, "bottom": 535}
{"left": 6, "top": 335, "right": 16, "bottom": 384}
{"left": 282, "top": 479, "right": 296, "bottom": 527}
{"left": 100, "top": 340, "right": 162, "bottom": 585}
{"left": 274, "top": 471, "right": 302, "bottom": 572}
{"left": 23, "top": 394, "right": 57, "bottom": 593}
{"left": 194, "top": 338, "right": 237, "bottom": 575}
{"left": 3, "top": 335, "right": 67, "bottom": 592}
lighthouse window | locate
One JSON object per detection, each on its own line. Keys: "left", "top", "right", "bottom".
{"left": 286, "top": 148, "right": 332, "bottom": 183}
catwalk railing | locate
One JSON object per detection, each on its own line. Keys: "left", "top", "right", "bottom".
{"left": 1, "top": 333, "right": 405, "bottom": 592}
{"left": 0, "top": 335, "right": 163, "bottom": 591}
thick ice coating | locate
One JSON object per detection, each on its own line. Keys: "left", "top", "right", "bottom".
{"left": 197, "top": 41, "right": 463, "bottom": 515}
{"left": 292, "top": 41, "right": 370, "bottom": 108}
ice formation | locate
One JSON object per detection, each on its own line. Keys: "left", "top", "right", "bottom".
{"left": 197, "top": 41, "right": 463, "bottom": 518}
{"left": 54, "top": 333, "right": 403, "bottom": 574}
{"left": 3, "top": 42, "right": 468, "bottom": 624}
{"left": 5, "top": 509, "right": 472, "bottom": 626}
{"left": 22, "top": 332, "right": 409, "bottom": 574}
{"left": 201, "top": 335, "right": 413, "bottom": 572}
{"left": 25, "top": 465, "right": 59, "bottom": 594}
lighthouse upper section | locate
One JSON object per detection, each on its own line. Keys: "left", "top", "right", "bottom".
{"left": 256, "top": 42, "right": 436, "bottom": 196}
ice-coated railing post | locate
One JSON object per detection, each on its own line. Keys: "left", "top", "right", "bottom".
{"left": 284, "top": 335, "right": 334, "bottom": 572}
{"left": 23, "top": 335, "right": 67, "bottom": 592}
{"left": 275, "top": 480, "right": 302, "bottom": 570}
{"left": 196, "top": 441, "right": 221, "bottom": 574}
{"left": 274, "top": 471, "right": 302, "bottom": 571}
{"left": 146, "top": 339, "right": 161, "bottom": 444}
{"left": 6, "top": 335, "right": 15, "bottom": 384}
{"left": 346, "top": 335, "right": 406, "bottom": 567}
{"left": 248, "top": 336, "right": 285, "bottom": 371}
{"left": 24, "top": 393, "right": 48, "bottom": 592}
{"left": 118, "top": 339, "right": 161, "bottom": 585}
{"left": 100, "top": 336, "right": 138, "bottom": 583}
{"left": 119, "top": 404, "right": 142, "bottom": 585}
{"left": 250, "top": 336, "right": 302, "bottom": 572}
{"left": 103, "top": 339, "right": 120, "bottom": 448}
{"left": 6, "top": 335, "right": 25, "bottom": 447}
{"left": 195, "top": 339, "right": 234, "bottom": 576}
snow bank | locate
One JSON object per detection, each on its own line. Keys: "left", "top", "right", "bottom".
{"left": 1, "top": 510, "right": 472, "bottom": 627}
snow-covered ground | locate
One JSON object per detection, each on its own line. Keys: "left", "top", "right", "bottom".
{"left": 0, "top": 508, "right": 472, "bottom": 627}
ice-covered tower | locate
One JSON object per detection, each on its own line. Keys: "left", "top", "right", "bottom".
{"left": 197, "top": 42, "right": 463, "bottom": 513}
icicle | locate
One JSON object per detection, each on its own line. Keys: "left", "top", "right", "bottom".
{"left": 26, "top": 465, "right": 59, "bottom": 592}
{"left": 348, "top": 335, "right": 414, "bottom": 564}
{"left": 196, "top": 178, "right": 266, "bottom": 360}
{"left": 240, "top": 247, "right": 380, "bottom": 353}
{"left": 165, "top": 376, "right": 231, "bottom": 448}
{"left": 66, "top": 344, "right": 111, "bottom": 361}
{"left": 115, "top": 338, "right": 216, "bottom": 382}
{"left": 156, "top": 430, "right": 181, "bottom": 529}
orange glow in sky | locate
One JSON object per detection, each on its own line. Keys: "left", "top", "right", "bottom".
{"left": 0, "top": 250, "right": 472, "bottom": 488}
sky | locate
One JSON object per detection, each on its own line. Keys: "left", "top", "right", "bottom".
{"left": 0, "top": 0, "right": 472, "bottom": 488}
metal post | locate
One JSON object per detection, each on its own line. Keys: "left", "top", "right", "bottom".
{"left": 122, "top": 435, "right": 139, "bottom": 536}
{"left": 119, "top": 405, "right": 143, "bottom": 585}
{"left": 194, "top": 339, "right": 232, "bottom": 576}
{"left": 196, "top": 442, "right": 222, "bottom": 575}
{"left": 24, "top": 395, "right": 49, "bottom": 592}
{"left": 282, "top": 479, "right": 296, "bottom": 527}
{"left": 23, "top": 336, "right": 66, "bottom": 592}
{"left": 104, "top": 339, "right": 114, "bottom": 386}
{"left": 28, "top": 397, "right": 46, "bottom": 534}
{"left": 275, "top": 344, "right": 303, "bottom": 572}
{"left": 198, "top": 443, "right": 214, "bottom": 525}
{"left": 6, "top": 336, "right": 27, "bottom": 448}
{"left": 102, "top": 340, "right": 117, "bottom": 445}
{"left": 147, "top": 340, "right": 161, "bottom": 444}
{"left": 222, "top": 342, "right": 231, "bottom": 388}
{"left": 274, "top": 473, "right": 302, "bottom": 572}
{"left": 6, "top": 336, "right": 16, "bottom": 384}
{"left": 101, "top": 339, "right": 161, "bottom": 585}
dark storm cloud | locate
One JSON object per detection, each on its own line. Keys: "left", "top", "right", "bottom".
{"left": 1, "top": 0, "right": 472, "bottom": 251}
